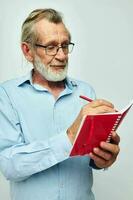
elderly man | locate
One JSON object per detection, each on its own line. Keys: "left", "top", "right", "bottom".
{"left": 0, "top": 8, "right": 120, "bottom": 200}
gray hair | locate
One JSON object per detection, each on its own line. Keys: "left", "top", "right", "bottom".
{"left": 21, "top": 8, "right": 71, "bottom": 46}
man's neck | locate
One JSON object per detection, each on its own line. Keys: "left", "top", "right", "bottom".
{"left": 32, "top": 70, "right": 65, "bottom": 98}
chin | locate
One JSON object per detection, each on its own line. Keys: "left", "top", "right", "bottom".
{"left": 45, "top": 68, "right": 67, "bottom": 82}
{"left": 46, "top": 75, "right": 66, "bottom": 82}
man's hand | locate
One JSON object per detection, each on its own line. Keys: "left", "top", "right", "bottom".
{"left": 89, "top": 131, "right": 120, "bottom": 168}
{"left": 67, "top": 99, "right": 116, "bottom": 144}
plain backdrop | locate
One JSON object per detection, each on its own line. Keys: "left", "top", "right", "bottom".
{"left": 0, "top": 0, "right": 133, "bottom": 200}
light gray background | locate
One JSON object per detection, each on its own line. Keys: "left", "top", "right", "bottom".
{"left": 0, "top": 0, "right": 133, "bottom": 200}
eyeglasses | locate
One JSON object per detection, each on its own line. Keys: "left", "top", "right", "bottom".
{"left": 34, "top": 42, "right": 74, "bottom": 56}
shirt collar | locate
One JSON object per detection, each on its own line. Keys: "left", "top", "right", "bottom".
{"left": 65, "top": 77, "right": 78, "bottom": 90}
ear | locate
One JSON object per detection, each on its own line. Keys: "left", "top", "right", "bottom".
{"left": 21, "top": 42, "right": 34, "bottom": 62}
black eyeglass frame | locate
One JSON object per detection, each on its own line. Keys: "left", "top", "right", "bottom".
{"left": 34, "top": 42, "right": 75, "bottom": 56}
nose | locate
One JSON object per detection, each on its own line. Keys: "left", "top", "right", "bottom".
{"left": 55, "top": 47, "right": 67, "bottom": 61}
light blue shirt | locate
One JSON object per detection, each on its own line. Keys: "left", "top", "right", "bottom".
{"left": 0, "top": 71, "right": 96, "bottom": 200}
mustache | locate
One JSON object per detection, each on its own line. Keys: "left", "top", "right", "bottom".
{"left": 50, "top": 63, "right": 68, "bottom": 67}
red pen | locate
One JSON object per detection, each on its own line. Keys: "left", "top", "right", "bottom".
{"left": 79, "top": 95, "right": 93, "bottom": 102}
{"left": 80, "top": 95, "right": 118, "bottom": 112}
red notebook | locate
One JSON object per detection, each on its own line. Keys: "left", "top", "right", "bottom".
{"left": 70, "top": 100, "right": 133, "bottom": 156}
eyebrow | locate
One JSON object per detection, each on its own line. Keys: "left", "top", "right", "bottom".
{"left": 40, "top": 39, "right": 70, "bottom": 46}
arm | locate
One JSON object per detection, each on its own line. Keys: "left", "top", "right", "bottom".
{"left": 0, "top": 87, "right": 72, "bottom": 182}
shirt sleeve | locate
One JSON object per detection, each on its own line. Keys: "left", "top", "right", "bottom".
{"left": 89, "top": 159, "right": 102, "bottom": 169}
{"left": 0, "top": 86, "right": 72, "bottom": 182}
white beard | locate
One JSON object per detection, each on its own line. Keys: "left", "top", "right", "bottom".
{"left": 34, "top": 56, "right": 68, "bottom": 82}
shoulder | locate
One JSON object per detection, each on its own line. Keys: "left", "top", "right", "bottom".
{"left": 0, "top": 74, "right": 29, "bottom": 92}
{"left": 0, "top": 75, "right": 29, "bottom": 101}
{"left": 0, "top": 76, "right": 25, "bottom": 88}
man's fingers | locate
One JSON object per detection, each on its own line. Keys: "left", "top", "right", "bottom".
{"left": 93, "top": 147, "right": 112, "bottom": 161}
{"left": 100, "top": 141, "right": 120, "bottom": 155}
{"left": 111, "top": 131, "right": 120, "bottom": 145}
{"left": 90, "top": 99, "right": 114, "bottom": 108}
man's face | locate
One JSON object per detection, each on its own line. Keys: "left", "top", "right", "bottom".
{"left": 33, "top": 19, "right": 70, "bottom": 81}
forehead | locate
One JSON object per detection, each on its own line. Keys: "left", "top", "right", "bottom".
{"left": 35, "top": 19, "right": 70, "bottom": 43}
